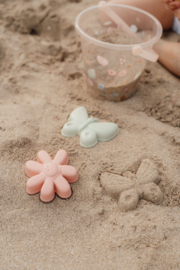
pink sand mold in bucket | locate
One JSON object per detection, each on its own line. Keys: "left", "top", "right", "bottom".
{"left": 25, "top": 149, "right": 78, "bottom": 202}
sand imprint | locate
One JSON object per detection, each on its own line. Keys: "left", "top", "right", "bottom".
{"left": 101, "top": 159, "right": 163, "bottom": 211}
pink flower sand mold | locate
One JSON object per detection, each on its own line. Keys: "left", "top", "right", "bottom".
{"left": 25, "top": 150, "right": 78, "bottom": 202}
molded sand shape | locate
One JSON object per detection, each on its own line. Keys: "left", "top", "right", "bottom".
{"left": 101, "top": 159, "right": 163, "bottom": 211}
{"left": 25, "top": 150, "right": 78, "bottom": 202}
{"left": 61, "top": 107, "right": 119, "bottom": 148}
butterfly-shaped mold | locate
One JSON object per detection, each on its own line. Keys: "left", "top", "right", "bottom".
{"left": 100, "top": 159, "right": 163, "bottom": 211}
{"left": 61, "top": 107, "right": 119, "bottom": 148}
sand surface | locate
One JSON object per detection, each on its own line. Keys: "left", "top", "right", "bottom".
{"left": 1, "top": 1, "right": 180, "bottom": 269}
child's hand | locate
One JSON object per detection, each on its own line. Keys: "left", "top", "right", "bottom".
{"left": 161, "top": 0, "right": 180, "bottom": 20}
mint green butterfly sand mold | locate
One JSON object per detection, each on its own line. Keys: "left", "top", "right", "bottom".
{"left": 61, "top": 107, "right": 119, "bottom": 148}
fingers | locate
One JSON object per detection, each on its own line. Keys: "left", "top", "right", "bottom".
{"left": 169, "top": 1, "right": 180, "bottom": 10}
{"left": 163, "top": 1, "right": 180, "bottom": 10}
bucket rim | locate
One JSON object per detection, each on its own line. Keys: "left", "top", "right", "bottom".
{"left": 75, "top": 4, "right": 163, "bottom": 50}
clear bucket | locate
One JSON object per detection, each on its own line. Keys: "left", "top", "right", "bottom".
{"left": 75, "top": 4, "right": 162, "bottom": 101}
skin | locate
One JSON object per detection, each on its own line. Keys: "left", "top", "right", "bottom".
{"left": 109, "top": 0, "right": 174, "bottom": 29}
{"left": 108, "top": 0, "right": 180, "bottom": 77}
{"left": 154, "top": 39, "right": 180, "bottom": 77}
{"left": 161, "top": 0, "right": 180, "bottom": 20}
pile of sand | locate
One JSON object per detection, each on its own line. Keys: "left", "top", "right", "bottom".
{"left": 1, "top": 0, "right": 180, "bottom": 269}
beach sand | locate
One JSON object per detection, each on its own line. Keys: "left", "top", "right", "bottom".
{"left": 1, "top": 0, "right": 180, "bottom": 269}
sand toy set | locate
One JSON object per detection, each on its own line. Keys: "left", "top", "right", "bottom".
{"left": 25, "top": 4, "right": 163, "bottom": 206}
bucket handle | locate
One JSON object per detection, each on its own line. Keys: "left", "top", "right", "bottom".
{"left": 132, "top": 45, "right": 159, "bottom": 62}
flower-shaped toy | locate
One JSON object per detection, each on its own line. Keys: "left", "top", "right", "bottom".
{"left": 101, "top": 159, "right": 163, "bottom": 211}
{"left": 25, "top": 150, "right": 78, "bottom": 202}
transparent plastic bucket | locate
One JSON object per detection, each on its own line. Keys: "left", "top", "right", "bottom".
{"left": 75, "top": 4, "right": 162, "bottom": 101}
